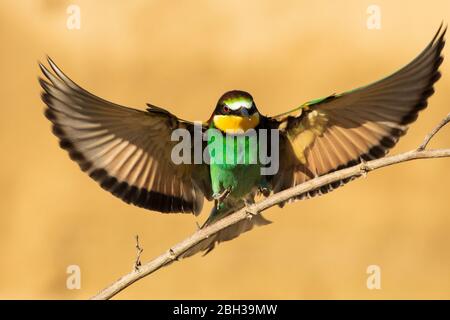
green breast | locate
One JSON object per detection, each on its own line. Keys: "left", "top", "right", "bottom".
{"left": 207, "top": 128, "right": 262, "bottom": 198}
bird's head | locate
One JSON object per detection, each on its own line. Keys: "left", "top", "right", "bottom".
{"left": 212, "top": 90, "right": 260, "bottom": 133}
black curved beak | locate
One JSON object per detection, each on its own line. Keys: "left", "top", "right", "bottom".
{"left": 240, "top": 108, "right": 250, "bottom": 117}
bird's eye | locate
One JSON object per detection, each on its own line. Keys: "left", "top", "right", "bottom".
{"left": 223, "top": 105, "right": 230, "bottom": 113}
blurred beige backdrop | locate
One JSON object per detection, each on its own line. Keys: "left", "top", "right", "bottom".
{"left": 0, "top": 0, "right": 449, "bottom": 299}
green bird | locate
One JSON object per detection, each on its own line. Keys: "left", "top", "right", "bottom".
{"left": 40, "top": 26, "right": 445, "bottom": 256}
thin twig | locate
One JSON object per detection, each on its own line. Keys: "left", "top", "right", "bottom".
{"left": 91, "top": 114, "right": 450, "bottom": 300}
{"left": 418, "top": 112, "right": 450, "bottom": 150}
{"left": 133, "top": 235, "right": 143, "bottom": 272}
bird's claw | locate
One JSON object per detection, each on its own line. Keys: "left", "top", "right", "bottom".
{"left": 259, "top": 186, "right": 271, "bottom": 197}
{"left": 359, "top": 157, "right": 370, "bottom": 178}
{"left": 213, "top": 187, "right": 232, "bottom": 201}
{"left": 213, "top": 187, "right": 232, "bottom": 209}
{"left": 258, "top": 180, "right": 272, "bottom": 197}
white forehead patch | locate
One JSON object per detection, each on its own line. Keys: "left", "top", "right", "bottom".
{"left": 225, "top": 99, "right": 252, "bottom": 111}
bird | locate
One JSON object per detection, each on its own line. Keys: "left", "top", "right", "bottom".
{"left": 40, "top": 25, "right": 446, "bottom": 257}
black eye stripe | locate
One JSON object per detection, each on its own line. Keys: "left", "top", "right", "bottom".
{"left": 216, "top": 100, "right": 257, "bottom": 115}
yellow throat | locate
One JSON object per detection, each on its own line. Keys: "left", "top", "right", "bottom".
{"left": 213, "top": 113, "right": 260, "bottom": 133}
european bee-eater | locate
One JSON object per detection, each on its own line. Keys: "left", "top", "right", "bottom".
{"left": 40, "top": 25, "right": 446, "bottom": 256}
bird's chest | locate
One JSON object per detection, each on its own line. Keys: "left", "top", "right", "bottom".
{"left": 207, "top": 132, "right": 261, "bottom": 197}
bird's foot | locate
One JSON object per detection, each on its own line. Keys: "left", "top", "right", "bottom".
{"left": 258, "top": 180, "right": 272, "bottom": 197}
{"left": 359, "top": 157, "right": 370, "bottom": 178}
{"left": 259, "top": 186, "right": 271, "bottom": 197}
{"left": 213, "top": 187, "right": 232, "bottom": 201}
{"left": 213, "top": 187, "right": 232, "bottom": 209}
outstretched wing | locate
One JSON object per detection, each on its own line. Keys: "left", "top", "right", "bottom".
{"left": 268, "top": 25, "right": 446, "bottom": 202}
{"left": 40, "top": 58, "right": 212, "bottom": 215}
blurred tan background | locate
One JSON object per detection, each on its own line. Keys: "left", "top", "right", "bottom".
{"left": 1, "top": 0, "right": 449, "bottom": 299}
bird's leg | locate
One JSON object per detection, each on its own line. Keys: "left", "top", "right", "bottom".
{"left": 212, "top": 186, "right": 232, "bottom": 209}
{"left": 258, "top": 179, "right": 272, "bottom": 197}
{"left": 213, "top": 186, "right": 232, "bottom": 201}
{"left": 359, "top": 156, "right": 370, "bottom": 178}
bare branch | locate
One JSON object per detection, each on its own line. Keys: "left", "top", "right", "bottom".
{"left": 91, "top": 114, "right": 450, "bottom": 300}
{"left": 133, "top": 235, "right": 144, "bottom": 272}
{"left": 418, "top": 112, "right": 450, "bottom": 150}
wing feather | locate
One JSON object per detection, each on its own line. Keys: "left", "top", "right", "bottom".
{"left": 268, "top": 25, "right": 446, "bottom": 202}
{"left": 40, "top": 58, "right": 211, "bottom": 214}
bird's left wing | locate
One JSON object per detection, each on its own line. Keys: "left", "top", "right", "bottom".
{"left": 40, "top": 58, "right": 212, "bottom": 215}
{"left": 267, "top": 25, "right": 446, "bottom": 202}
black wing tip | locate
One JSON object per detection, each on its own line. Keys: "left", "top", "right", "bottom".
{"left": 46, "top": 55, "right": 58, "bottom": 71}
{"left": 88, "top": 167, "right": 195, "bottom": 214}
{"left": 38, "top": 77, "right": 51, "bottom": 92}
{"left": 38, "top": 56, "right": 201, "bottom": 216}
{"left": 37, "top": 56, "right": 49, "bottom": 70}
{"left": 46, "top": 115, "right": 198, "bottom": 215}
{"left": 430, "top": 22, "right": 447, "bottom": 46}
{"left": 38, "top": 55, "right": 57, "bottom": 77}
{"left": 315, "top": 21, "right": 448, "bottom": 194}
{"left": 400, "top": 23, "right": 446, "bottom": 126}
{"left": 43, "top": 106, "right": 55, "bottom": 121}
{"left": 38, "top": 56, "right": 76, "bottom": 91}
{"left": 38, "top": 63, "right": 53, "bottom": 83}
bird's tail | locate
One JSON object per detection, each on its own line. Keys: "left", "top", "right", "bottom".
{"left": 180, "top": 201, "right": 271, "bottom": 258}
